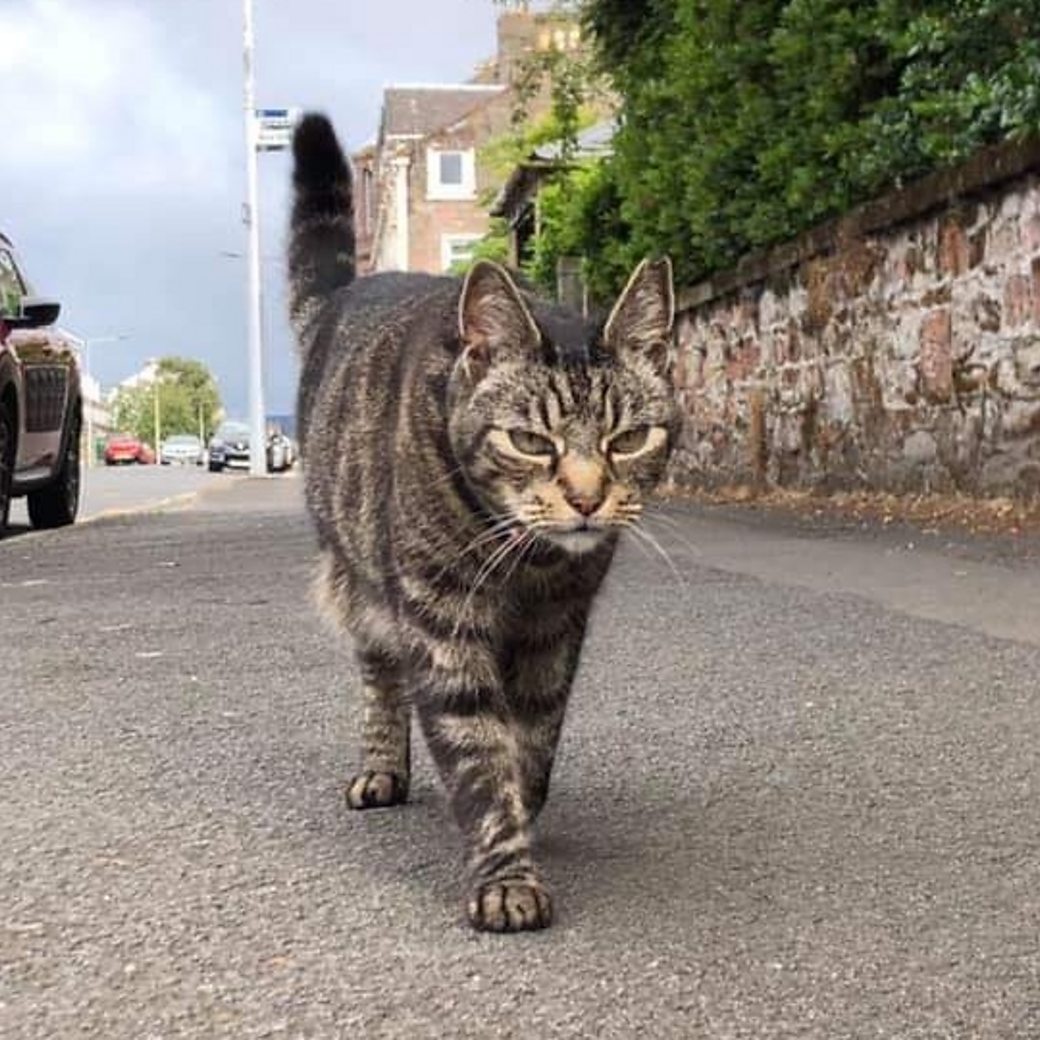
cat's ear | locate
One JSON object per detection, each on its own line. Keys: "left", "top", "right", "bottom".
{"left": 602, "top": 257, "right": 675, "bottom": 375}
{"left": 458, "top": 260, "right": 540, "bottom": 372}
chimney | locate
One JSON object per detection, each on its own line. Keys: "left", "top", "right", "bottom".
{"left": 495, "top": 9, "right": 539, "bottom": 85}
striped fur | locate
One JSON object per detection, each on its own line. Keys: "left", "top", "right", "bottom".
{"left": 288, "top": 113, "right": 680, "bottom": 933}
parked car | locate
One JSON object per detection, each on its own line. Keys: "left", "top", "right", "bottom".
{"left": 160, "top": 433, "right": 204, "bottom": 466}
{"left": 208, "top": 421, "right": 294, "bottom": 473}
{"left": 268, "top": 429, "right": 292, "bottom": 473}
{"left": 104, "top": 432, "right": 150, "bottom": 466}
{"left": 0, "top": 232, "right": 82, "bottom": 535}
{"left": 207, "top": 420, "right": 249, "bottom": 472}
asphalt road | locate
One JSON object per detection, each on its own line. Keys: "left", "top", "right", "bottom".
{"left": 2, "top": 478, "right": 1039, "bottom": 1039}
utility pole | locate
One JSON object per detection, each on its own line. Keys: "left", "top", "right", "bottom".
{"left": 153, "top": 380, "right": 161, "bottom": 463}
{"left": 242, "top": 0, "right": 267, "bottom": 477}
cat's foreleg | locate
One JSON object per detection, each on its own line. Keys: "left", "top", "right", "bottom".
{"left": 416, "top": 653, "right": 552, "bottom": 933}
{"left": 508, "top": 627, "right": 587, "bottom": 819}
{"left": 345, "top": 649, "right": 411, "bottom": 809}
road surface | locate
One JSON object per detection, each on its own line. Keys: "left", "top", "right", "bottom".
{"left": 2, "top": 478, "right": 1038, "bottom": 1038}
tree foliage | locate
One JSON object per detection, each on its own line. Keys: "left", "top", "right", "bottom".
{"left": 535, "top": 0, "right": 1040, "bottom": 292}
{"left": 111, "top": 357, "right": 222, "bottom": 447}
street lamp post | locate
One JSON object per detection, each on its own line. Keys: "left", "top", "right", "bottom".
{"left": 153, "top": 380, "right": 161, "bottom": 464}
{"left": 242, "top": 0, "right": 267, "bottom": 477}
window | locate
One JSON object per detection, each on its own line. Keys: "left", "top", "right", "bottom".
{"left": 0, "top": 250, "right": 25, "bottom": 318}
{"left": 439, "top": 153, "right": 463, "bottom": 187}
{"left": 441, "top": 234, "right": 483, "bottom": 272}
{"left": 427, "top": 148, "right": 476, "bottom": 200}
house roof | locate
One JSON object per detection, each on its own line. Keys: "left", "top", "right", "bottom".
{"left": 382, "top": 84, "right": 507, "bottom": 140}
{"left": 531, "top": 120, "right": 616, "bottom": 162}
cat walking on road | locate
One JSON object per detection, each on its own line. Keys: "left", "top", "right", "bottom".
{"left": 288, "top": 112, "right": 680, "bottom": 932}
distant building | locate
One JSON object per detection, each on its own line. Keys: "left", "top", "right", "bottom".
{"left": 109, "top": 359, "right": 160, "bottom": 399}
{"left": 61, "top": 330, "right": 113, "bottom": 461}
{"left": 358, "top": 9, "right": 585, "bottom": 276}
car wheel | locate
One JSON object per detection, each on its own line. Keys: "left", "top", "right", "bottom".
{"left": 0, "top": 397, "right": 15, "bottom": 537}
{"left": 27, "top": 413, "right": 81, "bottom": 530}
{"left": 209, "top": 462, "right": 224, "bottom": 473}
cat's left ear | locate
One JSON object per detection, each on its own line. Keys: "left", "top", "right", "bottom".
{"left": 602, "top": 257, "right": 675, "bottom": 375}
{"left": 458, "top": 260, "right": 540, "bottom": 373}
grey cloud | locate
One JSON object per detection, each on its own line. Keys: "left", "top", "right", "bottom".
{"left": 1, "top": 0, "right": 500, "bottom": 416}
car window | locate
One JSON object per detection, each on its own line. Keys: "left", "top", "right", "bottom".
{"left": 0, "top": 249, "right": 26, "bottom": 318}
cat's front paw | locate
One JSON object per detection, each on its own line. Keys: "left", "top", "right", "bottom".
{"left": 467, "top": 877, "right": 553, "bottom": 933}
{"left": 345, "top": 770, "right": 408, "bottom": 810}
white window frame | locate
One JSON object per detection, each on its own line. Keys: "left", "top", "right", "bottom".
{"left": 440, "top": 233, "right": 483, "bottom": 272}
{"left": 427, "top": 147, "right": 476, "bottom": 201}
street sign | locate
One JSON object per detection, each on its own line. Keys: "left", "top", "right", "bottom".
{"left": 255, "top": 107, "right": 300, "bottom": 151}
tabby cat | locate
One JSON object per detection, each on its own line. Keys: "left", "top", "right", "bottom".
{"left": 289, "top": 113, "right": 680, "bottom": 933}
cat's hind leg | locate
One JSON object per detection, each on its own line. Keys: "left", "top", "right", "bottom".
{"left": 346, "top": 647, "right": 411, "bottom": 810}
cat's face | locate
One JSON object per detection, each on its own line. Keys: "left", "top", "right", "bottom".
{"left": 448, "top": 259, "right": 679, "bottom": 556}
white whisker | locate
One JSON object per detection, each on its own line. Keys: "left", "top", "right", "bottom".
{"left": 622, "top": 521, "right": 687, "bottom": 587}
{"left": 640, "top": 512, "right": 702, "bottom": 558}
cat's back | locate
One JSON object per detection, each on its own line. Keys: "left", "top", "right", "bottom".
{"left": 297, "top": 271, "right": 455, "bottom": 448}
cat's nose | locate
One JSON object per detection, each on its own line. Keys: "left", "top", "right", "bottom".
{"left": 558, "top": 456, "right": 606, "bottom": 517}
{"left": 564, "top": 488, "right": 604, "bottom": 517}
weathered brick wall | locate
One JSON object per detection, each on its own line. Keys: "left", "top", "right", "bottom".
{"left": 671, "top": 139, "right": 1040, "bottom": 499}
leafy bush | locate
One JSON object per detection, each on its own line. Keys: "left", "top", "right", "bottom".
{"left": 558, "top": 0, "right": 1040, "bottom": 291}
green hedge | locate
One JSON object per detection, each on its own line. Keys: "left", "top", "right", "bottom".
{"left": 558, "top": 0, "right": 1040, "bottom": 295}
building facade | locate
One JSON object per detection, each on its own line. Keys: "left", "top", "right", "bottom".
{"left": 358, "top": 10, "right": 582, "bottom": 276}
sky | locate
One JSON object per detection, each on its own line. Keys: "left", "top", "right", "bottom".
{"left": 0, "top": 0, "right": 504, "bottom": 417}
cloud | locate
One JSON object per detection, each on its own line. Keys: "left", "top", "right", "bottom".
{"left": 0, "top": 0, "right": 233, "bottom": 197}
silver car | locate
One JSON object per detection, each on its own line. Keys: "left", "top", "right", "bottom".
{"left": 160, "top": 434, "right": 204, "bottom": 466}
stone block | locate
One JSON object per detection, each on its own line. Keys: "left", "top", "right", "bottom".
{"left": 971, "top": 292, "right": 1001, "bottom": 333}
{"left": 903, "top": 430, "right": 938, "bottom": 464}
{"left": 938, "top": 220, "right": 969, "bottom": 276}
{"left": 725, "top": 341, "right": 761, "bottom": 383}
{"left": 824, "top": 364, "right": 854, "bottom": 425}
{"left": 1014, "top": 338, "right": 1040, "bottom": 390}
{"left": 1022, "top": 213, "right": 1040, "bottom": 252}
{"left": 1033, "top": 257, "right": 1040, "bottom": 325}
{"left": 1004, "top": 274, "right": 1033, "bottom": 328}
{"left": 919, "top": 309, "right": 953, "bottom": 403}
{"left": 1002, "top": 400, "right": 1040, "bottom": 438}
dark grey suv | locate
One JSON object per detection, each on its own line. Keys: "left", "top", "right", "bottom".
{"left": 0, "top": 232, "right": 82, "bottom": 535}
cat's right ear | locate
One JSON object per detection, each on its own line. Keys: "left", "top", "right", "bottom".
{"left": 457, "top": 261, "right": 540, "bottom": 376}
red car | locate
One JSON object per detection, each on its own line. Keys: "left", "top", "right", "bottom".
{"left": 104, "top": 433, "right": 151, "bottom": 466}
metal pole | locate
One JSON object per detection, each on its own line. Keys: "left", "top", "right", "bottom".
{"left": 243, "top": 0, "right": 267, "bottom": 477}
{"left": 153, "top": 381, "right": 160, "bottom": 462}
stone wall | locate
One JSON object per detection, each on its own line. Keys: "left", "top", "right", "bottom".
{"left": 671, "top": 138, "right": 1040, "bottom": 499}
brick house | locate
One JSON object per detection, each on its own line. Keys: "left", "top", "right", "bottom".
{"left": 355, "top": 10, "right": 583, "bottom": 276}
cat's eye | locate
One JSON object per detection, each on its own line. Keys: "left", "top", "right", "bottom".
{"left": 609, "top": 426, "right": 651, "bottom": 457}
{"left": 508, "top": 429, "right": 556, "bottom": 457}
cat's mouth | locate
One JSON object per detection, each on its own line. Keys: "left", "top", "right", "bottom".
{"left": 535, "top": 519, "right": 613, "bottom": 555}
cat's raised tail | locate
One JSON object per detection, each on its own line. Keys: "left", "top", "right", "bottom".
{"left": 288, "top": 113, "right": 356, "bottom": 334}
